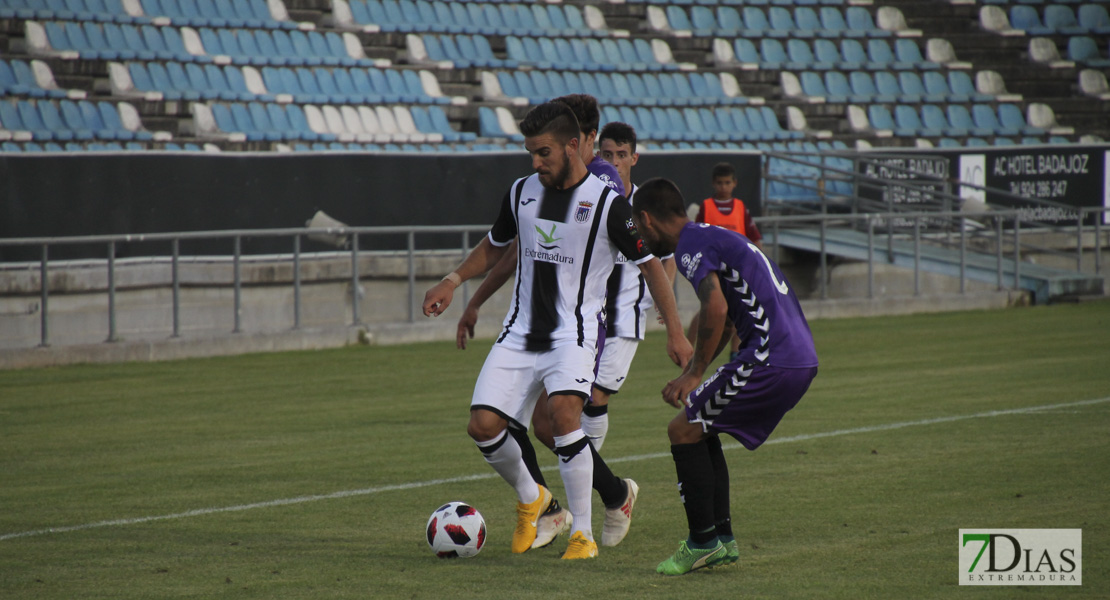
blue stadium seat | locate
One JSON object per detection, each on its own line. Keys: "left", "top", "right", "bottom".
{"left": 1067, "top": 36, "right": 1110, "bottom": 67}
{"left": 823, "top": 71, "right": 854, "bottom": 102}
{"left": 895, "top": 39, "right": 939, "bottom": 69}
{"left": 36, "top": 100, "right": 77, "bottom": 141}
{"left": 839, "top": 39, "right": 870, "bottom": 69}
{"left": 971, "top": 103, "right": 1018, "bottom": 136}
{"left": 1043, "top": 5, "right": 1084, "bottom": 35}
{"left": 921, "top": 104, "right": 951, "bottom": 136}
{"left": 165, "top": 61, "right": 201, "bottom": 100}
{"left": 1078, "top": 4, "right": 1110, "bottom": 34}
{"left": 786, "top": 39, "right": 819, "bottom": 69}
{"left": 1010, "top": 5, "right": 1052, "bottom": 35}
{"left": 946, "top": 104, "right": 993, "bottom": 137}
{"left": 759, "top": 38, "right": 788, "bottom": 69}
{"left": 846, "top": 6, "right": 889, "bottom": 37}
{"left": 998, "top": 103, "right": 1045, "bottom": 136}
{"left": 769, "top": 6, "right": 802, "bottom": 35}
{"left": 866, "top": 104, "right": 899, "bottom": 134}
{"left": 894, "top": 105, "right": 939, "bottom": 137}
{"left": 947, "top": 70, "right": 990, "bottom": 103}
{"left": 477, "top": 106, "right": 507, "bottom": 139}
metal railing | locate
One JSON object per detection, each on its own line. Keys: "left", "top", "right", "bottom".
{"left": 0, "top": 225, "right": 487, "bottom": 348}
{"left": 756, "top": 207, "right": 1107, "bottom": 301}
{"left": 2, "top": 206, "right": 1106, "bottom": 350}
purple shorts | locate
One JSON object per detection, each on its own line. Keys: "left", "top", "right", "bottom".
{"left": 685, "top": 364, "right": 818, "bottom": 450}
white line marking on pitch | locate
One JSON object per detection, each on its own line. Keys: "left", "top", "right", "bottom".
{"left": 3, "top": 396, "right": 1107, "bottom": 542}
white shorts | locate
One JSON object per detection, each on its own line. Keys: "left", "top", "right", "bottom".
{"left": 594, "top": 336, "right": 641, "bottom": 395}
{"left": 471, "top": 343, "right": 597, "bottom": 430}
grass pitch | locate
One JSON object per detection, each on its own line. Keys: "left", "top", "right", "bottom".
{"left": 1, "top": 301, "right": 1108, "bottom": 599}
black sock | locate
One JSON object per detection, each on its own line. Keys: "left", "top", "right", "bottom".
{"left": 583, "top": 403, "right": 608, "bottom": 418}
{"left": 508, "top": 426, "right": 546, "bottom": 488}
{"left": 671, "top": 441, "right": 716, "bottom": 544}
{"left": 590, "top": 441, "right": 626, "bottom": 508}
{"left": 705, "top": 435, "right": 732, "bottom": 538}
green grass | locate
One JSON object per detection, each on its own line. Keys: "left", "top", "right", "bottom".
{"left": 1, "top": 302, "right": 1108, "bottom": 599}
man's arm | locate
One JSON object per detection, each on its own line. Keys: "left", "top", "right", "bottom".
{"left": 456, "top": 240, "right": 518, "bottom": 349}
{"left": 422, "top": 236, "right": 510, "bottom": 318}
{"left": 638, "top": 257, "right": 693, "bottom": 369}
{"left": 662, "top": 273, "right": 728, "bottom": 408}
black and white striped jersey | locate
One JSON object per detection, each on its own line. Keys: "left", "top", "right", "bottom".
{"left": 489, "top": 172, "right": 653, "bottom": 352}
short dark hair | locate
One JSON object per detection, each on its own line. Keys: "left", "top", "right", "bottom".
{"left": 518, "top": 102, "right": 581, "bottom": 145}
{"left": 632, "top": 178, "right": 687, "bottom": 220}
{"left": 552, "top": 94, "right": 600, "bottom": 136}
{"left": 599, "top": 121, "right": 637, "bottom": 154}
{"left": 712, "top": 162, "right": 735, "bottom": 180}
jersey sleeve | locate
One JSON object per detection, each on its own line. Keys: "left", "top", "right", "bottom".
{"left": 607, "top": 193, "right": 653, "bottom": 264}
{"left": 488, "top": 188, "right": 517, "bottom": 246}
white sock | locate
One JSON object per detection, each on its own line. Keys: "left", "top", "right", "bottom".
{"left": 475, "top": 430, "right": 539, "bottom": 504}
{"left": 554, "top": 429, "right": 594, "bottom": 541}
{"left": 580, "top": 412, "right": 609, "bottom": 452}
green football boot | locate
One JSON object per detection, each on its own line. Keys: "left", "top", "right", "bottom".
{"left": 656, "top": 540, "right": 727, "bottom": 576}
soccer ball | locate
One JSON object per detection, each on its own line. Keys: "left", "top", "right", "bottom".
{"left": 426, "top": 501, "right": 486, "bottom": 558}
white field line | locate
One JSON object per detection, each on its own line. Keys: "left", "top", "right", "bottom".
{"left": 3, "top": 396, "right": 1107, "bottom": 542}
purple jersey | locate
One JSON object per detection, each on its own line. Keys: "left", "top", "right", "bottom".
{"left": 587, "top": 155, "right": 625, "bottom": 197}
{"left": 675, "top": 222, "right": 818, "bottom": 369}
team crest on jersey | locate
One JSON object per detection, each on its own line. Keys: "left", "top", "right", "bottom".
{"left": 575, "top": 201, "right": 594, "bottom": 223}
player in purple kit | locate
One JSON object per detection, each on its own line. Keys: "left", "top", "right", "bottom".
{"left": 629, "top": 178, "right": 819, "bottom": 575}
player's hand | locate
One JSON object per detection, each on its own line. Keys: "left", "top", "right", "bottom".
{"left": 666, "top": 334, "right": 693, "bottom": 369}
{"left": 662, "top": 372, "right": 700, "bottom": 409}
{"left": 422, "top": 281, "right": 455, "bottom": 318}
{"left": 456, "top": 305, "right": 478, "bottom": 349}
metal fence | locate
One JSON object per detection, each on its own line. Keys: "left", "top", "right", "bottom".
{"left": 2, "top": 208, "right": 1105, "bottom": 349}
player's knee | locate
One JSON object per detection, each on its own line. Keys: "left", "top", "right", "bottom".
{"left": 467, "top": 410, "right": 504, "bottom": 442}
{"left": 667, "top": 415, "right": 703, "bottom": 445}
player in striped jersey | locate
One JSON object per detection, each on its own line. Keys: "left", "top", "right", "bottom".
{"left": 455, "top": 97, "right": 643, "bottom": 551}
{"left": 423, "top": 103, "right": 692, "bottom": 560}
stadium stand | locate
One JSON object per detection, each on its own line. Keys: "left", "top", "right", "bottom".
{"left": 0, "top": 0, "right": 1106, "bottom": 156}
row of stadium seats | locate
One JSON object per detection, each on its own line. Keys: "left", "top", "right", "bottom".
{"left": 482, "top": 69, "right": 756, "bottom": 107}
{"left": 715, "top": 37, "right": 948, "bottom": 71}
{"left": 783, "top": 69, "right": 994, "bottom": 104}
{"left": 848, "top": 103, "right": 1066, "bottom": 139}
{"left": 334, "top": 0, "right": 605, "bottom": 37}
{"left": 192, "top": 101, "right": 473, "bottom": 143}
{"left": 502, "top": 35, "right": 686, "bottom": 72}
{"left": 1032, "top": 35, "right": 1110, "bottom": 67}
{"left": 0, "top": 98, "right": 164, "bottom": 141}
{"left": 1005, "top": 3, "right": 1110, "bottom": 35}
{"left": 0, "top": 140, "right": 508, "bottom": 153}
{"left": 600, "top": 105, "right": 804, "bottom": 143}
{"left": 27, "top": 20, "right": 374, "bottom": 67}
{"left": 0, "top": 0, "right": 294, "bottom": 28}
{"left": 649, "top": 4, "right": 904, "bottom": 38}
{"left": 0, "top": 57, "right": 86, "bottom": 99}
{"left": 621, "top": 0, "right": 862, "bottom": 5}
{"left": 108, "top": 61, "right": 451, "bottom": 106}
{"left": 136, "top": 0, "right": 297, "bottom": 30}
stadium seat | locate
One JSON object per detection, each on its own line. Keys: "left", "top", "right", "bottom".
{"left": 1077, "top": 4, "right": 1110, "bottom": 34}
